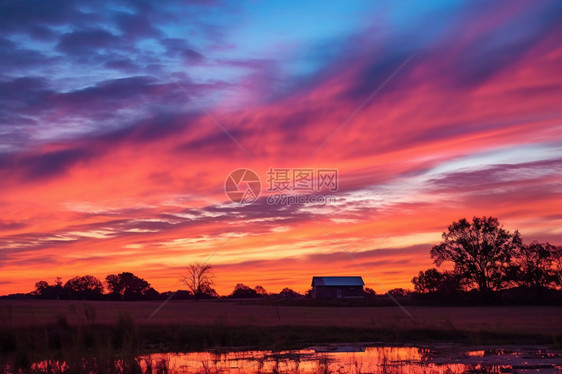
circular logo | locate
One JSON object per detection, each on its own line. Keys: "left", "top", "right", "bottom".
{"left": 224, "top": 169, "right": 261, "bottom": 203}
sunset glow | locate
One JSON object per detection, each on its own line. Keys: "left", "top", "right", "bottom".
{"left": 1, "top": 1, "right": 561, "bottom": 296}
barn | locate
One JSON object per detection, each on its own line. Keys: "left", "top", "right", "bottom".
{"left": 311, "top": 276, "right": 365, "bottom": 299}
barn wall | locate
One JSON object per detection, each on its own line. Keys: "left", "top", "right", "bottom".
{"left": 313, "top": 286, "right": 364, "bottom": 299}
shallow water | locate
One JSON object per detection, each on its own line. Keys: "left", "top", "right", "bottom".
{"left": 18, "top": 344, "right": 562, "bottom": 373}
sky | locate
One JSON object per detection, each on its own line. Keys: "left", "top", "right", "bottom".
{"left": 1, "top": 0, "right": 561, "bottom": 296}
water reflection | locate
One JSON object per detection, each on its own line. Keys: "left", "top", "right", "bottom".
{"left": 9, "top": 345, "right": 562, "bottom": 373}
{"left": 137, "top": 346, "right": 561, "bottom": 373}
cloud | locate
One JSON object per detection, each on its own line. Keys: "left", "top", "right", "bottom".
{"left": 162, "top": 38, "right": 205, "bottom": 64}
{"left": 22, "top": 149, "right": 95, "bottom": 180}
{"left": 1, "top": 1, "right": 562, "bottom": 296}
{"left": 0, "top": 221, "right": 27, "bottom": 231}
{"left": 0, "top": 148, "right": 93, "bottom": 181}
{"left": 0, "top": 1, "right": 82, "bottom": 33}
{"left": 57, "top": 28, "right": 123, "bottom": 55}
{"left": 115, "top": 10, "right": 162, "bottom": 41}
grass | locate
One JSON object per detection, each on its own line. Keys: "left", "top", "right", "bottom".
{"left": 1, "top": 299, "right": 561, "bottom": 335}
{"left": 1, "top": 300, "right": 561, "bottom": 371}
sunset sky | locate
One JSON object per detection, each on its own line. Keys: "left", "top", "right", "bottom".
{"left": 1, "top": 1, "right": 562, "bottom": 296}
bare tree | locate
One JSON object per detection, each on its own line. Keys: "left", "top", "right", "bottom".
{"left": 183, "top": 263, "right": 214, "bottom": 300}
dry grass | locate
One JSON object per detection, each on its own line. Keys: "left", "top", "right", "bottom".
{"left": 1, "top": 299, "right": 561, "bottom": 336}
{"left": 1, "top": 300, "right": 561, "bottom": 372}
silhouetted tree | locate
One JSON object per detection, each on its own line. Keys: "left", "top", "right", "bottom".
{"left": 230, "top": 283, "right": 259, "bottom": 298}
{"left": 364, "top": 287, "right": 376, "bottom": 297}
{"left": 430, "top": 216, "right": 521, "bottom": 293}
{"left": 254, "top": 285, "right": 268, "bottom": 296}
{"left": 33, "top": 277, "right": 64, "bottom": 299}
{"left": 105, "top": 272, "right": 155, "bottom": 300}
{"left": 182, "top": 264, "right": 214, "bottom": 301}
{"left": 33, "top": 280, "right": 50, "bottom": 298}
{"left": 552, "top": 245, "right": 562, "bottom": 286}
{"left": 412, "top": 268, "right": 444, "bottom": 293}
{"left": 64, "top": 275, "right": 104, "bottom": 299}
{"left": 437, "top": 271, "right": 464, "bottom": 294}
{"left": 202, "top": 287, "right": 219, "bottom": 298}
{"left": 278, "top": 287, "right": 301, "bottom": 299}
{"left": 510, "top": 242, "right": 559, "bottom": 290}
{"left": 105, "top": 274, "right": 121, "bottom": 297}
{"left": 53, "top": 277, "right": 63, "bottom": 299}
{"left": 387, "top": 288, "right": 409, "bottom": 297}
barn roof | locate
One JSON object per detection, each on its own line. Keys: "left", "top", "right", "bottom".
{"left": 311, "top": 276, "right": 365, "bottom": 287}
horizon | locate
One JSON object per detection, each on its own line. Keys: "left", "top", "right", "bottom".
{"left": 1, "top": 1, "right": 562, "bottom": 298}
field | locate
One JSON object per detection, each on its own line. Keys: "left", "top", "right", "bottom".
{"left": 1, "top": 300, "right": 562, "bottom": 371}
{"left": 1, "top": 299, "right": 561, "bottom": 339}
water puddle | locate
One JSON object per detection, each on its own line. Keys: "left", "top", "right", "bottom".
{"left": 10, "top": 344, "right": 562, "bottom": 373}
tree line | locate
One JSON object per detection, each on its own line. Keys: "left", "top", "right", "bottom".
{"left": 32, "top": 272, "right": 159, "bottom": 300}
{"left": 27, "top": 269, "right": 305, "bottom": 301}
{"left": 411, "top": 216, "right": 562, "bottom": 303}
{"left": 11, "top": 216, "right": 562, "bottom": 304}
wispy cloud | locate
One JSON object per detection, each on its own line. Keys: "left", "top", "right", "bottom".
{"left": 1, "top": 0, "right": 561, "bottom": 295}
